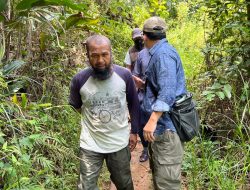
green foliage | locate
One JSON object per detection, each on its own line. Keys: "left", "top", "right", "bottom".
{"left": 0, "top": 98, "right": 80, "bottom": 189}
{"left": 148, "top": 0, "right": 169, "bottom": 18}
{"left": 64, "top": 13, "right": 99, "bottom": 30}
{"left": 183, "top": 135, "right": 249, "bottom": 189}
{"left": 16, "top": 0, "right": 88, "bottom": 12}
{"left": 167, "top": 2, "right": 205, "bottom": 88}
{"left": 2, "top": 60, "right": 26, "bottom": 76}
{"left": 0, "top": 0, "right": 7, "bottom": 12}
{"left": 131, "top": 5, "right": 150, "bottom": 27}
{"left": 197, "top": 0, "right": 250, "bottom": 132}
{"left": 0, "top": 39, "right": 28, "bottom": 95}
{"left": 202, "top": 82, "right": 232, "bottom": 101}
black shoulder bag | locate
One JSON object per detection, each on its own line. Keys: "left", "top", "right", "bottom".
{"left": 147, "top": 81, "right": 200, "bottom": 142}
{"left": 170, "top": 92, "right": 200, "bottom": 142}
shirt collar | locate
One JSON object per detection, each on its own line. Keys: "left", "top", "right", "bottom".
{"left": 148, "top": 38, "right": 167, "bottom": 56}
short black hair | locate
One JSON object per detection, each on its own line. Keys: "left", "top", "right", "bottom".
{"left": 143, "top": 31, "right": 166, "bottom": 40}
{"left": 86, "top": 35, "right": 111, "bottom": 52}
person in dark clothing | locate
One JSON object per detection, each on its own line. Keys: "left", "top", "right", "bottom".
{"left": 132, "top": 48, "right": 150, "bottom": 162}
{"left": 124, "top": 28, "right": 144, "bottom": 71}
{"left": 124, "top": 28, "right": 149, "bottom": 162}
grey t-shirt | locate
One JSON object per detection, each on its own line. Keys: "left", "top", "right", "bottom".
{"left": 69, "top": 64, "right": 139, "bottom": 153}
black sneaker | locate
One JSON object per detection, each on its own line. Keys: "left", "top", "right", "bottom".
{"left": 139, "top": 150, "right": 148, "bottom": 162}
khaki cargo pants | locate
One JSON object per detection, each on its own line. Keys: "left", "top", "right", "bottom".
{"left": 149, "top": 130, "right": 184, "bottom": 190}
{"left": 77, "top": 146, "right": 133, "bottom": 190}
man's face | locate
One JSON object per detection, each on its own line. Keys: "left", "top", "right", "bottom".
{"left": 133, "top": 36, "right": 143, "bottom": 43}
{"left": 88, "top": 41, "right": 111, "bottom": 71}
{"left": 143, "top": 33, "right": 150, "bottom": 48}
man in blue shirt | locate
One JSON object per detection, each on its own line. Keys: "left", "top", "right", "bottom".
{"left": 142, "top": 17, "right": 187, "bottom": 189}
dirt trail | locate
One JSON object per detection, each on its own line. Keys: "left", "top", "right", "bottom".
{"left": 106, "top": 141, "right": 190, "bottom": 190}
{"left": 109, "top": 142, "right": 152, "bottom": 190}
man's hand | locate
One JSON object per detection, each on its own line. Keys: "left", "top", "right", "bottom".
{"left": 143, "top": 120, "right": 157, "bottom": 142}
{"left": 132, "top": 75, "right": 145, "bottom": 89}
{"left": 129, "top": 134, "right": 137, "bottom": 151}
{"left": 143, "top": 111, "right": 163, "bottom": 142}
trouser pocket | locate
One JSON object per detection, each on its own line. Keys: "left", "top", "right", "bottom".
{"left": 149, "top": 131, "right": 184, "bottom": 190}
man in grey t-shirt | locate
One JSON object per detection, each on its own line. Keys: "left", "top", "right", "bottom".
{"left": 69, "top": 35, "right": 140, "bottom": 190}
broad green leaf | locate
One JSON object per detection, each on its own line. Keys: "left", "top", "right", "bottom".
{"left": 65, "top": 13, "right": 83, "bottom": 29}
{"left": 0, "top": 131, "right": 5, "bottom": 144}
{"left": 0, "top": 136, "right": 4, "bottom": 144}
{"left": 11, "top": 154, "right": 18, "bottom": 164}
{"left": 202, "top": 90, "right": 214, "bottom": 96}
{"left": 20, "top": 137, "right": 33, "bottom": 148}
{"left": 3, "top": 60, "right": 26, "bottom": 75}
{"left": 28, "top": 119, "right": 38, "bottom": 125}
{"left": 20, "top": 177, "right": 32, "bottom": 184}
{"left": 21, "top": 154, "right": 30, "bottom": 163}
{"left": 29, "top": 134, "right": 42, "bottom": 140}
{"left": 244, "top": 83, "right": 249, "bottom": 90}
{"left": 0, "top": 15, "right": 5, "bottom": 22}
{"left": 39, "top": 32, "right": 48, "bottom": 51}
{"left": 211, "top": 82, "right": 223, "bottom": 90}
{"left": 16, "top": 0, "right": 88, "bottom": 12}
{"left": 0, "top": 162, "right": 4, "bottom": 168}
{"left": 223, "top": 84, "right": 232, "bottom": 99}
{"left": 12, "top": 94, "right": 19, "bottom": 104}
{"left": 21, "top": 93, "right": 28, "bottom": 108}
{"left": 16, "top": 0, "right": 39, "bottom": 10}
{"left": 8, "top": 80, "right": 27, "bottom": 93}
{"left": 38, "top": 103, "right": 52, "bottom": 108}
{"left": 216, "top": 91, "right": 225, "bottom": 100}
{"left": 76, "top": 18, "right": 99, "bottom": 27}
{"left": 64, "top": 13, "right": 99, "bottom": 29}
{"left": 0, "top": 131, "right": 5, "bottom": 137}
{"left": 206, "top": 93, "right": 215, "bottom": 101}
{"left": 0, "top": 0, "right": 7, "bottom": 12}
{"left": 2, "top": 141, "right": 7, "bottom": 150}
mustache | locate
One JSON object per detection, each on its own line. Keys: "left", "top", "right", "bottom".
{"left": 92, "top": 64, "right": 113, "bottom": 80}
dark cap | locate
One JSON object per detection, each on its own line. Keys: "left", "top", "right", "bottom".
{"left": 132, "top": 28, "right": 142, "bottom": 40}
{"left": 143, "top": 16, "right": 167, "bottom": 33}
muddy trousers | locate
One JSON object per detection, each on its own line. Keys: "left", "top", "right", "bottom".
{"left": 77, "top": 146, "right": 133, "bottom": 190}
{"left": 149, "top": 131, "right": 184, "bottom": 190}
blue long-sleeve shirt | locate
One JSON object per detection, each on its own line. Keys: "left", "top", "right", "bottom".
{"left": 142, "top": 38, "right": 187, "bottom": 135}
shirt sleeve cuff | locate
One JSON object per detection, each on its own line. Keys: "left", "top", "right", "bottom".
{"left": 130, "top": 128, "right": 138, "bottom": 134}
{"left": 152, "top": 99, "right": 170, "bottom": 112}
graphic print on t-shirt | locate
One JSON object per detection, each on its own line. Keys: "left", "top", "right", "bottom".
{"left": 89, "top": 92, "right": 122, "bottom": 124}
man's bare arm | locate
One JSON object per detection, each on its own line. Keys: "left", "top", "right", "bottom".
{"left": 143, "top": 111, "right": 163, "bottom": 142}
{"left": 126, "top": 65, "right": 132, "bottom": 71}
{"left": 132, "top": 75, "right": 145, "bottom": 89}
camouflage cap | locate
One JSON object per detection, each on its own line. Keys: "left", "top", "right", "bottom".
{"left": 143, "top": 16, "right": 167, "bottom": 33}
{"left": 132, "top": 28, "right": 142, "bottom": 40}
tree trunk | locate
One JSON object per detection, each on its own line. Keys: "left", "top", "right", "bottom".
{"left": 5, "top": 0, "right": 11, "bottom": 62}
{"left": 247, "top": 0, "right": 250, "bottom": 21}
{"left": 16, "top": 29, "right": 22, "bottom": 59}
{"left": 26, "top": 20, "right": 32, "bottom": 60}
{"left": 0, "top": 22, "right": 4, "bottom": 62}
